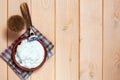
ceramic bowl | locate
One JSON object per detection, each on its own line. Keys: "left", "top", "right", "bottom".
{"left": 12, "top": 37, "right": 47, "bottom": 71}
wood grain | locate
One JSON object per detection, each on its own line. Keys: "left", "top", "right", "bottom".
{"left": 103, "top": 0, "right": 120, "bottom": 80}
{"left": 7, "top": 0, "right": 31, "bottom": 80}
{"left": 80, "top": 0, "right": 102, "bottom": 80}
{"left": 2, "top": 0, "right": 120, "bottom": 80}
{"left": 0, "top": 0, "right": 7, "bottom": 80}
{"left": 56, "top": 0, "right": 79, "bottom": 80}
{"left": 31, "top": 0, "right": 55, "bottom": 80}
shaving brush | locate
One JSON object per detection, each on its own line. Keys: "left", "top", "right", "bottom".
{"left": 7, "top": 15, "right": 25, "bottom": 32}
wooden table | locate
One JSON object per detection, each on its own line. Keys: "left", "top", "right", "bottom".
{"left": 0, "top": 0, "right": 120, "bottom": 80}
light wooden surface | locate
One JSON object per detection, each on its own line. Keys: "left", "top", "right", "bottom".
{"left": 0, "top": 0, "right": 120, "bottom": 80}
{"left": 80, "top": 0, "right": 102, "bottom": 80}
{"left": 103, "top": 0, "right": 120, "bottom": 80}
{"left": 0, "top": 0, "right": 7, "bottom": 80}
{"left": 56, "top": 0, "right": 79, "bottom": 80}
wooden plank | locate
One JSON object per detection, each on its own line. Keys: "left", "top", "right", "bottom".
{"left": 31, "top": 0, "right": 55, "bottom": 80}
{"left": 80, "top": 0, "right": 102, "bottom": 80}
{"left": 0, "top": 0, "right": 7, "bottom": 80}
{"left": 103, "top": 0, "right": 120, "bottom": 80}
{"left": 56, "top": 0, "right": 79, "bottom": 80}
{"left": 7, "top": 0, "right": 31, "bottom": 80}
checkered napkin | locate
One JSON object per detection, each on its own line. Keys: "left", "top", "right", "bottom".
{"left": 0, "top": 27, "right": 54, "bottom": 80}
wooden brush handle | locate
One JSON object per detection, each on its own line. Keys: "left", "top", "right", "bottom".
{"left": 20, "top": 2, "right": 32, "bottom": 28}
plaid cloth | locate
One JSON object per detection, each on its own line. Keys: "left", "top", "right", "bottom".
{"left": 0, "top": 27, "right": 54, "bottom": 80}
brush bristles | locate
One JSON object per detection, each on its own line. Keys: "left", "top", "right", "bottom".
{"left": 7, "top": 15, "right": 25, "bottom": 32}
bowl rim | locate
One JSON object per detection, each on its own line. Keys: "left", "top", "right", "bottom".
{"left": 12, "top": 36, "right": 47, "bottom": 71}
